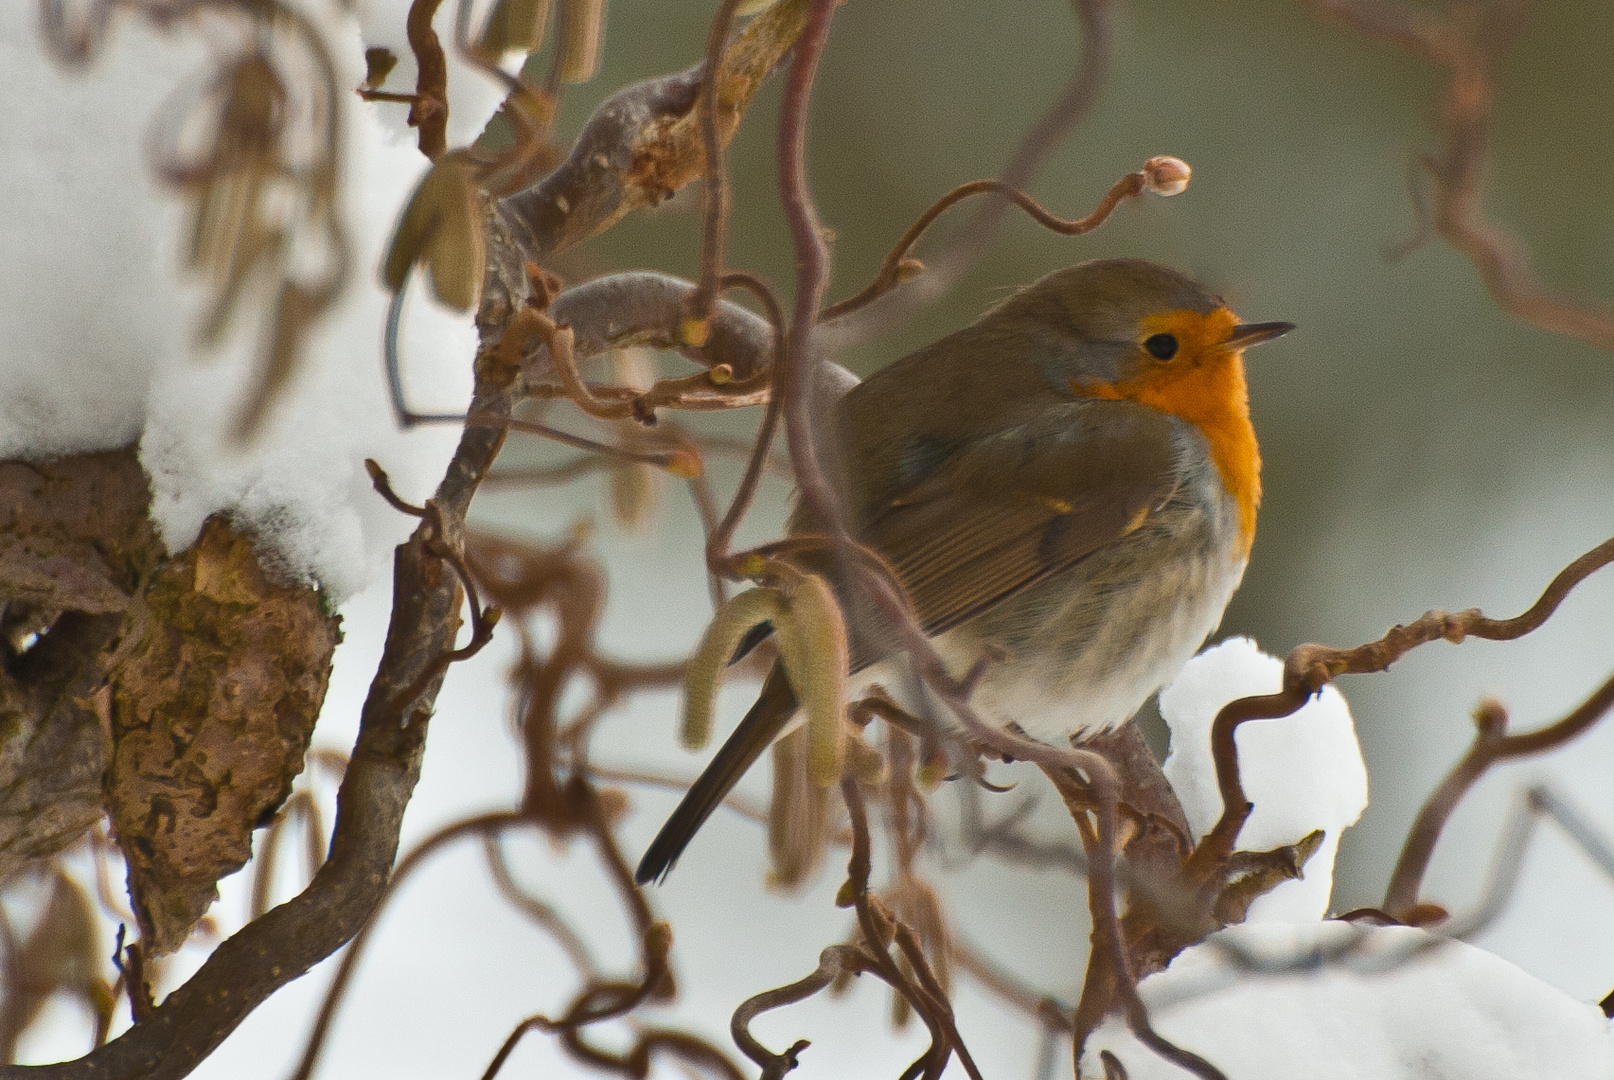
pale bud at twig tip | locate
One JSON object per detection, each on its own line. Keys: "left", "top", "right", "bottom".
{"left": 1142, "top": 155, "right": 1191, "bottom": 197}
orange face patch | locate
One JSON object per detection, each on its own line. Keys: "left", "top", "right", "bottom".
{"left": 1071, "top": 307, "right": 1261, "bottom": 556}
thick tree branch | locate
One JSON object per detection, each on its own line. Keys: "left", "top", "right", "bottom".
{"left": 4, "top": 386, "right": 511, "bottom": 1079}
{"left": 495, "top": 0, "right": 813, "bottom": 266}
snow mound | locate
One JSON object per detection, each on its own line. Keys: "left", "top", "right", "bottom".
{"left": 1084, "top": 920, "right": 1614, "bottom": 1080}
{"left": 1161, "top": 636, "right": 1368, "bottom": 921}
{"left": 1, "top": 6, "right": 479, "bottom": 601}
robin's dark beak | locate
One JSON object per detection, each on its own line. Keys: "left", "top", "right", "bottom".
{"left": 1226, "top": 321, "right": 1296, "bottom": 348}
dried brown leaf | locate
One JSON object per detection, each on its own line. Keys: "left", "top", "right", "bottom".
{"left": 363, "top": 46, "right": 399, "bottom": 89}
{"left": 231, "top": 279, "right": 333, "bottom": 441}
{"left": 476, "top": 0, "right": 553, "bottom": 59}
{"left": 767, "top": 726, "right": 830, "bottom": 890}
{"left": 186, "top": 54, "right": 286, "bottom": 286}
{"left": 382, "top": 152, "right": 487, "bottom": 311}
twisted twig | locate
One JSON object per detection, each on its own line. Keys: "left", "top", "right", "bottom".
{"left": 1191, "top": 534, "right": 1614, "bottom": 872}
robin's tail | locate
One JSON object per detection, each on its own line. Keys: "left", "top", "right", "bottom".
{"left": 635, "top": 665, "right": 798, "bottom": 885}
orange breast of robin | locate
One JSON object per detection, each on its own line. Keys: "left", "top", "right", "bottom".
{"left": 1074, "top": 307, "right": 1261, "bottom": 557}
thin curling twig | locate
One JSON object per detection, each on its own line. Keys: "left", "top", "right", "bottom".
{"left": 520, "top": 291, "right": 768, "bottom": 423}
{"left": 1439, "top": 784, "right": 1544, "bottom": 940}
{"left": 1191, "top": 533, "right": 1614, "bottom": 873}
{"left": 821, "top": 159, "right": 1187, "bottom": 322}
{"left": 392, "top": 279, "right": 761, "bottom": 434}
{"left": 481, "top": 833, "right": 600, "bottom": 982}
{"left": 706, "top": 272, "right": 788, "bottom": 577}
{"left": 361, "top": 478, "right": 502, "bottom": 720}
{"left": 447, "top": 0, "right": 567, "bottom": 202}
{"left": 112, "top": 928, "right": 155, "bottom": 1025}
{"left": 964, "top": 0, "right": 1113, "bottom": 248}
{"left": 687, "top": 0, "right": 748, "bottom": 328}
{"left": 952, "top": 934, "right": 1074, "bottom": 1033}
{"left": 775, "top": 0, "right": 844, "bottom": 537}
{"left": 404, "top": 0, "right": 449, "bottom": 159}
{"left": 1353, "top": 785, "right": 1602, "bottom": 949}
{"left": 878, "top": 735, "right": 975, "bottom": 1071}
{"left": 892, "top": 921, "right": 984, "bottom": 1080}
{"left": 494, "top": 0, "right": 814, "bottom": 266}
{"left": 393, "top": 273, "right": 770, "bottom": 473}
{"left": 1046, "top": 769, "right": 1226, "bottom": 1080}
{"left": 589, "top": 765, "right": 772, "bottom": 828}
{"left": 529, "top": 309, "right": 618, "bottom": 420}
{"left": 249, "top": 791, "right": 320, "bottom": 920}
{"left": 1384, "top": 669, "right": 1614, "bottom": 915}
{"left": 826, "top": 0, "right": 1114, "bottom": 343}
{"left": 730, "top": 946, "right": 866, "bottom": 1080}
{"left": 476, "top": 414, "right": 703, "bottom": 473}
{"left": 478, "top": 917, "right": 743, "bottom": 1080}
{"left": 484, "top": 1020, "right": 742, "bottom": 1080}
{"left": 450, "top": 0, "right": 520, "bottom": 98}
{"left": 363, "top": 458, "right": 428, "bottom": 517}
{"left": 481, "top": 456, "right": 614, "bottom": 488}
{"left": 840, "top": 778, "right": 963, "bottom": 1080}
{"left": 287, "top": 813, "right": 530, "bottom": 1080}
{"left": 420, "top": 508, "right": 502, "bottom": 664}
{"left": 680, "top": 453, "right": 729, "bottom": 608}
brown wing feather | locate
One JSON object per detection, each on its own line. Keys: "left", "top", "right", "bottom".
{"left": 859, "top": 400, "right": 1181, "bottom": 638}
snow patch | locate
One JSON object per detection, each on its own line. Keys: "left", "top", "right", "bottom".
{"left": 1084, "top": 921, "right": 1614, "bottom": 1079}
{"left": 1160, "top": 637, "right": 1368, "bottom": 921}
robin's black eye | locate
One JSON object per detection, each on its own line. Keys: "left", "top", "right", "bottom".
{"left": 1144, "top": 333, "right": 1178, "bottom": 360}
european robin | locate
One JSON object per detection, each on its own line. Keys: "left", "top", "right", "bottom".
{"left": 636, "top": 258, "right": 1293, "bottom": 884}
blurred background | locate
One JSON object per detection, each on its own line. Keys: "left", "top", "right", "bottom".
{"left": 12, "top": 0, "right": 1614, "bottom": 1076}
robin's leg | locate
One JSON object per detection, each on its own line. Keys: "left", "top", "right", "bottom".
{"left": 956, "top": 644, "right": 1012, "bottom": 699}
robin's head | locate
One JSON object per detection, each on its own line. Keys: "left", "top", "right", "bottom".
{"left": 986, "top": 258, "right": 1293, "bottom": 555}
{"left": 985, "top": 258, "right": 1293, "bottom": 391}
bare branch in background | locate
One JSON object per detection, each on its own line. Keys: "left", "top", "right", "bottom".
{"left": 1384, "top": 672, "right": 1614, "bottom": 916}
{"left": 1305, "top": 0, "right": 1614, "bottom": 350}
